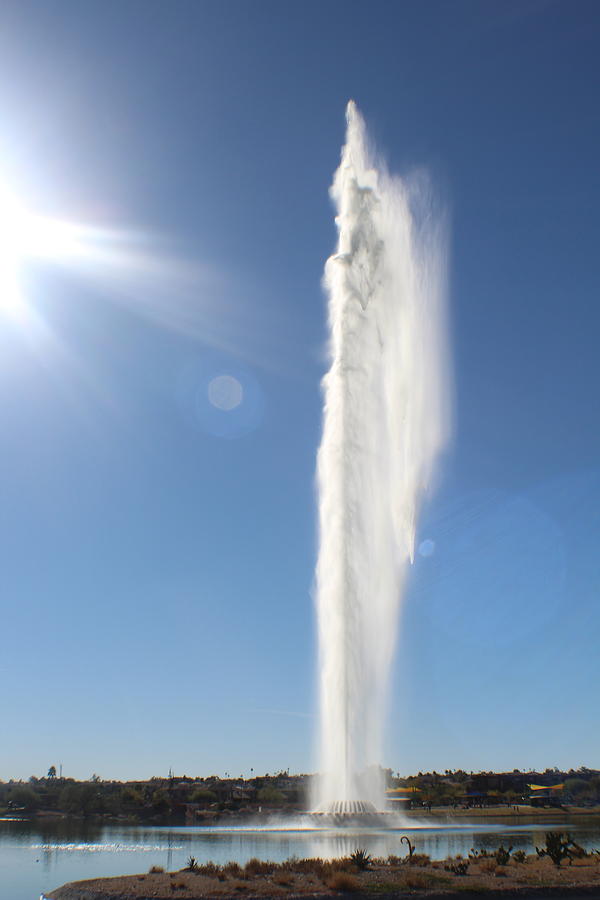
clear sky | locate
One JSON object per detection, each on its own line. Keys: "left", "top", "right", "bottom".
{"left": 0, "top": 0, "right": 598, "bottom": 782}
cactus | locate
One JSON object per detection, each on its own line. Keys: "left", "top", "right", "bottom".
{"left": 445, "top": 859, "right": 470, "bottom": 876}
{"left": 494, "top": 845, "right": 513, "bottom": 866}
{"left": 536, "top": 832, "right": 577, "bottom": 867}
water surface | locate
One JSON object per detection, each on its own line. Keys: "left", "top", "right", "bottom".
{"left": 2, "top": 817, "right": 599, "bottom": 900}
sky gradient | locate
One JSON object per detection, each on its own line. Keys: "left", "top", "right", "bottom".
{"left": 1, "top": 0, "right": 599, "bottom": 782}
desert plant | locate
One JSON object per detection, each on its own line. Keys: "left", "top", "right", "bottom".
{"left": 350, "top": 848, "right": 371, "bottom": 870}
{"left": 494, "top": 845, "right": 513, "bottom": 866}
{"left": 401, "top": 835, "right": 415, "bottom": 860}
{"left": 445, "top": 859, "right": 470, "bottom": 876}
{"left": 196, "top": 861, "right": 222, "bottom": 876}
{"left": 513, "top": 850, "right": 527, "bottom": 864}
{"left": 284, "top": 857, "right": 328, "bottom": 877}
{"left": 410, "top": 853, "right": 431, "bottom": 867}
{"left": 569, "top": 841, "right": 587, "bottom": 859}
{"left": 468, "top": 848, "right": 489, "bottom": 859}
{"left": 149, "top": 865, "right": 165, "bottom": 874}
{"left": 186, "top": 856, "right": 198, "bottom": 871}
{"left": 224, "top": 861, "right": 243, "bottom": 876}
{"left": 244, "top": 857, "right": 276, "bottom": 875}
{"left": 326, "top": 871, "right": 360, "bottom": 892}
{"left": 536, "top": 832, "right": 577, "bottom": 867}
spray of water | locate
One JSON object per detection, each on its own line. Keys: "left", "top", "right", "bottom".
{"left": 313, "top": 102, "right": 451, "bottom": 812}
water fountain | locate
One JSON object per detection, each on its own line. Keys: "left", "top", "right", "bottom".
{"left": 312, "top": 101, "right": 450, "bottom": 817}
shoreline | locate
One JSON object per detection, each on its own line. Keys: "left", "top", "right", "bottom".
{"left": 26, "top": 804, "right": 600, "bottom": 828}
{"left": 47, "top": 850, "right": 600, "bottom": 900}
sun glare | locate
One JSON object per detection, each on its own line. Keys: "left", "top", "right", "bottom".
{"left": 0, "top": 185, "right": 83, "bottom": 317}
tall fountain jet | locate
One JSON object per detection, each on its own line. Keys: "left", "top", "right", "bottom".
{"left": 314, "top": 102, "right": 451, "bottom": 814}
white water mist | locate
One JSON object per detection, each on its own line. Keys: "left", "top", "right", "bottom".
{"left": 313, "top": 102, "right": 451, "bottom": 812}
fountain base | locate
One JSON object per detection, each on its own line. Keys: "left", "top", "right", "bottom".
{"left": 309, "top": 799, "right": 392, "bottom": 826}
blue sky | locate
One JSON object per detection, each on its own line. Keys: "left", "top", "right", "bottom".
{"left": 0, "top": 0, "right": 599, "bottom": 782}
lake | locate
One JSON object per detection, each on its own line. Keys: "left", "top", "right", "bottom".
{"left": 2, "top": 816, "right": 600, "bottom": 900}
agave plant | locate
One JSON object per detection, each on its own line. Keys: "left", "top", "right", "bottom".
{"left": 350, "top": 848, "right": 371, "bottom": 870}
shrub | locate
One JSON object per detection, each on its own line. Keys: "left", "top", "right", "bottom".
{"left": 326, "top": 871, "right": 361, "bottom": 892}
{"left": 223, "top": 861, "right": 242, "bottom": 876}
{"left": 8, "top": 785, "right": 40, "bottom": 811}
{"left": 256, "top": 786, "right": 286, "bottom": 805}
{"left": 445, "top": 860, "right": 469, "bottom": 876}
{"left": 494, "top": 845, "right": 512, "bottom": 866}
{"left": 513, "top": 850, "right": 527, "bottom": 864}
{"left": 186, "top": 856, "right": 198, "bottom": 871}
{"left": 196, "top": 861, "right": 221, "bottom": 876}
{"left": 244, "top": 857, "right": 275, "bottom": 875}
{"left": 350, "top": 848, "right": 371, "bottom": 870}
{"left": 536, "top": 832, "right": 577, "bottom": 867}
{"left": 410, "top": 853, "right": 431, "bottom": 867}
{"left": 190, "top": 788, "right": 217, "bottom": 804}
{"left": 284, "top": 857, "right": 326, "bottom": 876}
{"left": 149, "top": 865, "right": 165, "bottom": 874}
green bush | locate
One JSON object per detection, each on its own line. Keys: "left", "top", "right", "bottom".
{"left": 190, "top": 789, "right": 217, "bottom": 804}
{"left": 8, "top": 785, "right": 40, "bottom": 811}
{"left": 256, "top": 786, "right": 285, "bottom": 805}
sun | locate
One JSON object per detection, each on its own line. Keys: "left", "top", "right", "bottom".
{"left": 0, "top": 185, "right": 82, "bottom": 317}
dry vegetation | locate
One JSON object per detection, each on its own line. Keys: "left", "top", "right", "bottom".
{"left": 48, "top": 844, "right": 600, "bottom": 899}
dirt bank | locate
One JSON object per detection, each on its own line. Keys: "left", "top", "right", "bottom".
{"left": 47, "top": 852, "right": 600, "bottom": 900}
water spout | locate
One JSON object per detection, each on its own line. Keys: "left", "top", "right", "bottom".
{"left": 313, "top": 101, "right": 451, "bottom": 813}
